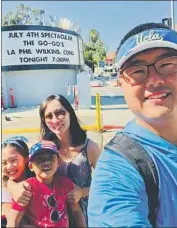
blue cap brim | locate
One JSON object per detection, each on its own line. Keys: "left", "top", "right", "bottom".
{"left": 117, "top": 28, "right": 177, "bottom": 69}
{"left": 29, "top": 148, "right": 59, "bottom": 161}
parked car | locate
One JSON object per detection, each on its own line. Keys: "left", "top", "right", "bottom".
{"left": 111, "top": 72, "right": 117, "bottom": 78}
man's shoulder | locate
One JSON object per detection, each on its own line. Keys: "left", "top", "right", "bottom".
{"left": 97, "top": 145, "right": 139, "bottom": 174}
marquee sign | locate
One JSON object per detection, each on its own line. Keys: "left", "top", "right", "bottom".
{"left": 2, "top": 25, "right": 84, "bottom": 71}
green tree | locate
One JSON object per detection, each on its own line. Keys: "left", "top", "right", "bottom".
{"left": 84, "top": 29, "right": 106, "bottom": 72}
{"left": 2, "top": 3, "right": 43, "bottom": 26}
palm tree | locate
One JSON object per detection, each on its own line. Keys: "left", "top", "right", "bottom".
{"left": 58, "top": 18, "right": 74, "bottom": 30}
{"left": 90, "top": 29, "right": 99, "bottom": 43}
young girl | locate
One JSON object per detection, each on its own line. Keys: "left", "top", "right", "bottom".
{"left": 1, "top": 136, "right": 33, "bottom": 227}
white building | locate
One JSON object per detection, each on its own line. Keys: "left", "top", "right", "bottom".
{"left": 2, "top": 25, "right": 84, "bottom": 107}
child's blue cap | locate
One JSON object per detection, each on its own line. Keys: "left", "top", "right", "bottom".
{"left": 29, "top": 141, "right": 59, "bottom": 161}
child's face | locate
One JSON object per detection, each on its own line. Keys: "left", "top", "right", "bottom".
{"left": 2, "top": 145, "right": 27, "bottom": 182}
{"left": 29, "top": 150, "right": 59, "bottom": 184}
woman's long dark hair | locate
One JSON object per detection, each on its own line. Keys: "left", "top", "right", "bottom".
{"left": 2, "top": 140, "right": 34, "bottom": 180}
{"left": 39, "top": 94, "right": 87, "bottom": 147}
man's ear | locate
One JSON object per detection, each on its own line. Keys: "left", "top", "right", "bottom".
{"left": 117, "top": 78, "right": 121, "bottom": 87}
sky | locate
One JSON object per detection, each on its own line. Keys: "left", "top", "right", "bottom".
{"left": 2, "top": 0, "right": 177, "bottom": 53}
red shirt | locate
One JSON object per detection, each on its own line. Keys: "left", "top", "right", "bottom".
{"left": 12, "top": 175, "right": 74, "bottom": 227}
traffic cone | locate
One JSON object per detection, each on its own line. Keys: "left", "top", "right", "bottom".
{"left": 9, "top": 88, "right": 16, "bottom": 108}
{"left": 74, "top": 94, "right": 79, "bottom": 110}
{"left": 74, "top": 85, "right": 79, "bottom": 110}
{"left": 1, "top": 93, "right": 5, "bottom": 110}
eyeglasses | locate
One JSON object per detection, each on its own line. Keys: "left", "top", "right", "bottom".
{"left": 46, "top": 194, "right": 64, "bottom": 223}
{"left": 119, "top": 56, "right": 177, "bottom": 85}
{"left": 45, "top": 109, "right": 66, "bottom": 120}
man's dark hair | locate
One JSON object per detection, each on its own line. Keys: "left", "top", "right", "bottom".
{"left": 118, "top": 22, "right": 171, "bottom": 51}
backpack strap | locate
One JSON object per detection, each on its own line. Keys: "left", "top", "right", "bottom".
{"left": 105, "top": 133, "right": 159, "bottom": 227}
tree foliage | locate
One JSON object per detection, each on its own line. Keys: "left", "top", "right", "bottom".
{"left": 2, "top": 3, "right": 44, "bottom": 26}
{"left": 2, "top": 3, "right": 81, "bottom": 32}
{"left": 2, "top": 3, "right": 106, "bottom": 72}
{"left": 84, "top": 29, "right": 106, "bottom": 72}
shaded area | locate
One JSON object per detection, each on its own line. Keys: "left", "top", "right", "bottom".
{"left": 3, "top": 106, "right": 39, "bottom": 114}
{"left": 92, "top": 95, "right": 126, "bottom": 106}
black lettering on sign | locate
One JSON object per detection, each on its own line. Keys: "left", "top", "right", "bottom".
{"left": 19, "top": 56, "right": 48, "bottom": 63}
{"left": 38, "top": 40, "right": 64, "bottom": 47}
{"left": 7, "top": 50, "right": 16, "bottom": 55}
{"left": 52, "top": 57, "right": 70, "bottom": 63}
{"left": 8, "top": 32, "right": 23, "bottom": 38}
{"left": 51, "top": 41, "right": 64, "bottom": 47}
{"left": 23, "top": 40, "right": 35, "bottom": 46}
{"left": 19, "top": 49, "right": 32, "bottom": 55}
{"left": 40, "top": 32, "right": 73, "bottom": 41}
{"left": 35, "top": 49, "right": 61, "bottom": 54}
{"left": 26, "top": 32, "right": 39, "bottom": 38}
{"left": 63, "top": 50, "right": 74, "bottom": 55}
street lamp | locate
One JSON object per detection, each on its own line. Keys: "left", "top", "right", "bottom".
{"left": 170, "top": 0, "right": 175, "bottom": 30}
{"left": 162, "top": 1, "right": 175, "bottom": 29}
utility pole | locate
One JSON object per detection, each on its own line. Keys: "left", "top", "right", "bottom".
{"left": 170, "top": 0, "right": 175, "bottom": 30}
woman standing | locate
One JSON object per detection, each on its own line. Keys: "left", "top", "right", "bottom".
{"left": 39, "top": 94, "right": 101, "bottom": 225}
{"left": 5, "top": 95, "right": 101, "bottom": 226}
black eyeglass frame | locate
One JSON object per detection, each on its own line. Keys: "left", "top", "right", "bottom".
{"left": 118, "top": 55, "right": 177, "bottom": 85}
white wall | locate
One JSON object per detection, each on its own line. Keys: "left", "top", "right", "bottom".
{"left": 4, "top": 69, "right": 77, "bottom": 107}
{"left": 77, "top": 72, "right": 91, "bottom": 109}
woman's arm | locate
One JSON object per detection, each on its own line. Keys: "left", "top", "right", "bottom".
{"left": 87, "top": 140, "right": 102, "bottom": 168}
{"left": 67, "top": 185, "right": 90, "bottom": 203}
{"left": 67, "top": 140, "right": 101, "bottom": 203}
{"left": 68, "top": 202, "right": 86, "bottom": 227}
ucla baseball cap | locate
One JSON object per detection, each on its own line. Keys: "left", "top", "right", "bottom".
{"left": 29, "top": 141, "right": 59, "bottom": 161}
{"left": 117, "top": 28, "right": 177, "bottom": 69}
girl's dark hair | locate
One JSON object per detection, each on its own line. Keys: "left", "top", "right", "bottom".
{"left": 117, "top": 22, "right": 171, "bottom": 51}
{"left": 39, "top": 94, "right": 87, "bottom": 147}
{"left": 2, "top": 140, "right": 34, "bottom": 178}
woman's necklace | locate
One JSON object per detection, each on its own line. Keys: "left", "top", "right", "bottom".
{"left": 60, "top": 146, "right": 81, "bottom": 161}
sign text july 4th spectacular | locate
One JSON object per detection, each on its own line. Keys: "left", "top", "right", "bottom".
{"left": 6, "top": 31, "right": 76, "bottom": 64}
